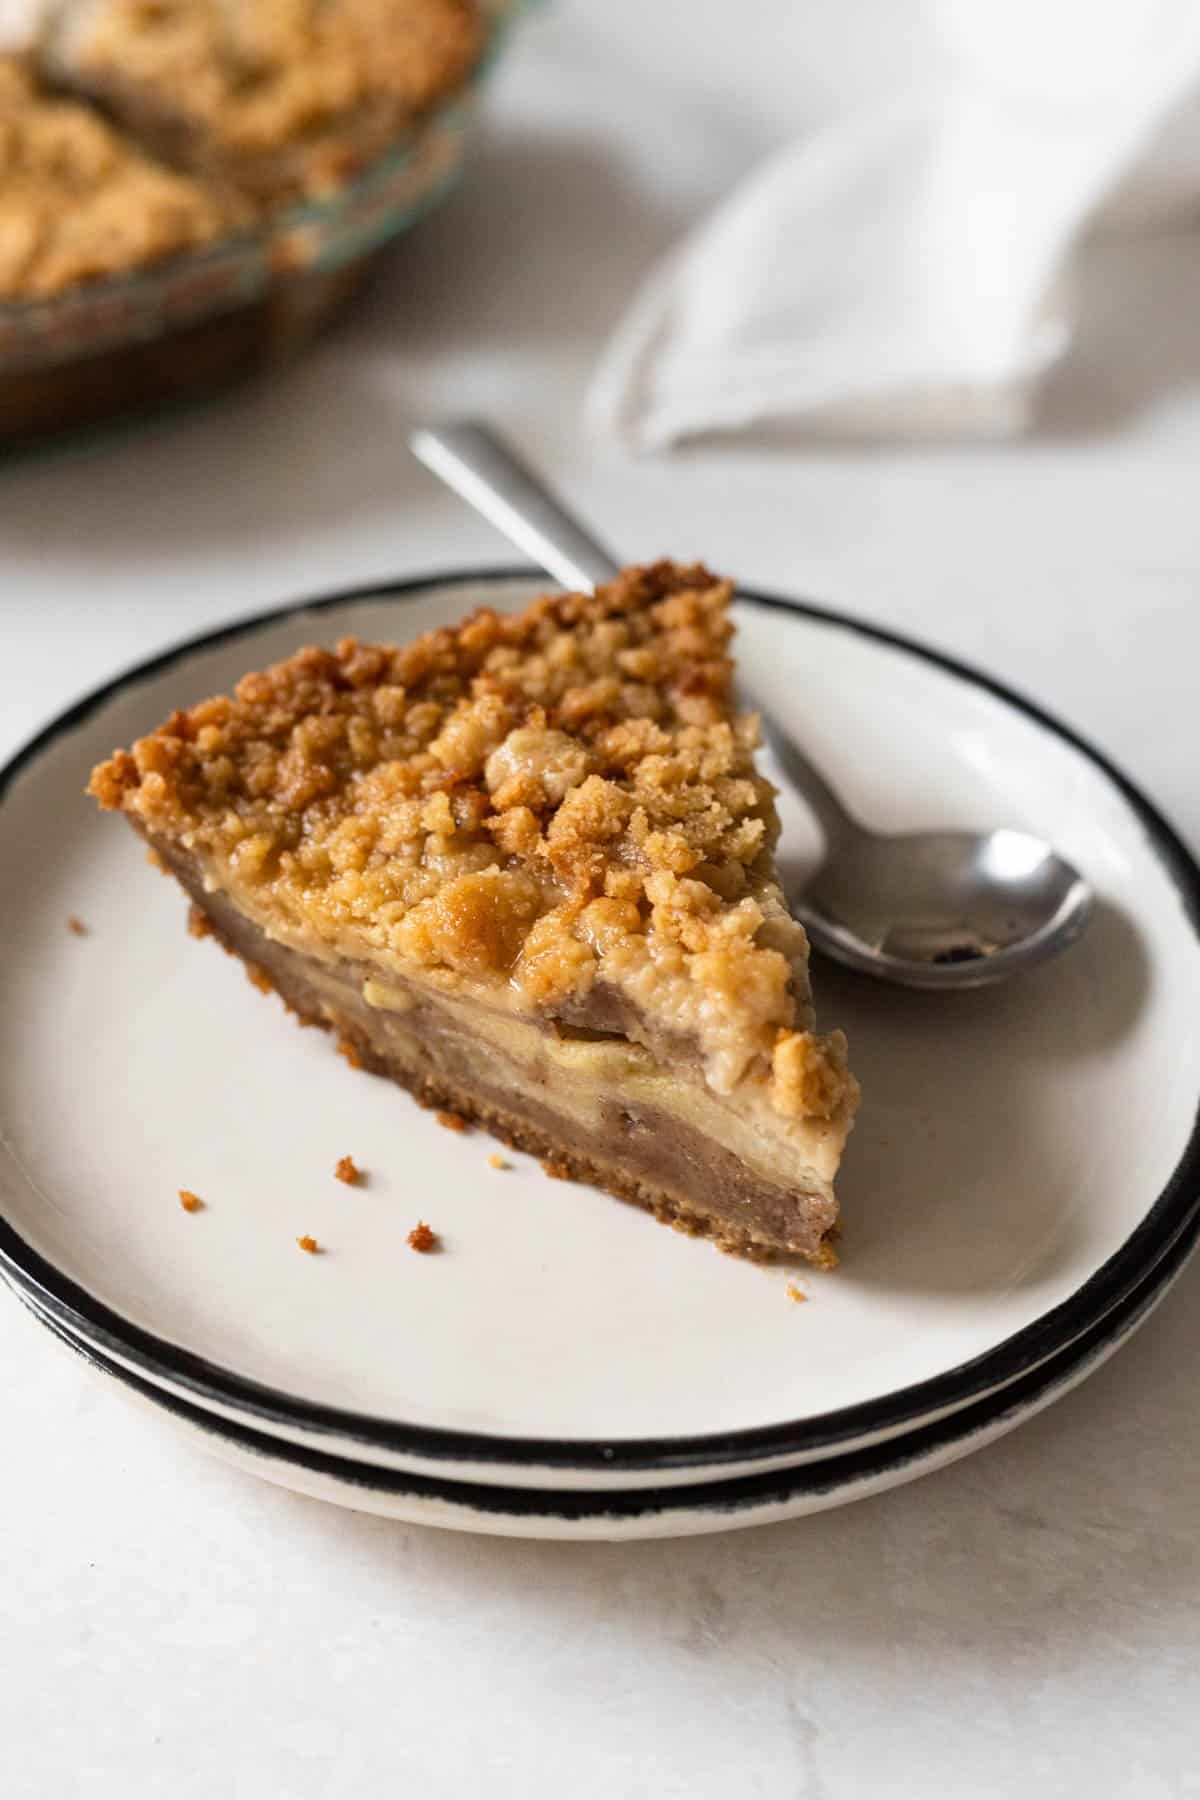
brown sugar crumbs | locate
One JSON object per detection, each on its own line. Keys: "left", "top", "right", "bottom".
{"left": 296, "top": 1233, "right": 321, "bottom": 1253}
{"left": 186, "top": 904, "right": 213, "bottom": 940}
{"left": 407, "top": 1220, "right": 438, "bottom": 1253}
{"left": 66, "top": 915, "right": 88, "bottom": 936}
{"left": 50, "top": 0, "right": 484, "bottom": 209}
{"left": 0, "top": 55, "right": 244, "bottom": 300}
{"left": 178, "top": 1188, "right": 204, "bottom": 1212}
{"left": 335, "top": 1154, "right": 364, "bottom": 1186}
{"left": 87, "top": 562, "right": 857, "bottom": 1125}
{"left": 436, "top": 1110, "right": 467, "bottom": 1134}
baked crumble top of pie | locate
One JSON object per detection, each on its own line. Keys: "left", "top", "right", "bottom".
{"left": 47, "top": 0, "right": 484, "bottom": 197}
{"left": 90, "top": 563, "right": 857, "bottom": 1123}
{"left": 0, "top": 54, "right": 241, "bottom": 297}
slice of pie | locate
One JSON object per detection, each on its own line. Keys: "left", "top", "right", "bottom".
{"left": 89, "top": 563, "right": 858, "bottom": 1262}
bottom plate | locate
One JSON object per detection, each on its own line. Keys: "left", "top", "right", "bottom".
{"left": 3, "top": 572, "right": 1200, "bottom": 1492}
{"left": 21, "top": 1199, "right": 1199, "bottom": 1540}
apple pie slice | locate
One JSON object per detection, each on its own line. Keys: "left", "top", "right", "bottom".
{"left": 89, "top": 563, "right": 858, "bottom": 1261}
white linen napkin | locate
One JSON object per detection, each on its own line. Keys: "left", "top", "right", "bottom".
{"left": 588, "top": 1, "right": 1200, "bottom": 449}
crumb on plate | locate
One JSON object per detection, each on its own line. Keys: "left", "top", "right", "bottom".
{"left": 66, "top": 915, "right": 88, "bottom": 936}
{"left": 786, "top": 1283, "right": 807, "bottom": 1304}
{"left": 186, "top": 904, "right": 213, "bottom": 940}
{"left": 335, "top": 1154, "right": 363, "bottom": 1186}
{"left": 436, "top": 1110, "right": 467, "bottom": 1134}
{"left": 178, "top": 1188, "right": 204, "bottom": 1213}
{"left": 407, "top": 1221, "right": 439, "bottom": 1253}
{"left": 487, "top": 1153, "right": 508, "bottom": 1171}
{"left": 296, "top": 1233, "right": 321, "bottom": 1254}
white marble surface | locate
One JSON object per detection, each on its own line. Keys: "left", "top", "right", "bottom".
{"left": 3, "top": 3, "right": 1200, "bottom": 1792}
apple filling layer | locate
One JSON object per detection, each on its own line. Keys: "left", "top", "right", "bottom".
{"left": 158, "top": 839, "right": 840, "bottom": 1261}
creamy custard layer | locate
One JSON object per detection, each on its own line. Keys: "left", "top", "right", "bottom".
{"left": 155, "top": 839, "right": 839, "bottom": 1256}
{"left": 193, "top": 856, "right": 846, "bottom": 1192}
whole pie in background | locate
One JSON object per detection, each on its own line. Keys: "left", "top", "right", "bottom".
{"left": 0, "top": 0, "right": 484, "bottom": 300}
{"left": 89, "top": 563, "right": 859, "bottom": 1265}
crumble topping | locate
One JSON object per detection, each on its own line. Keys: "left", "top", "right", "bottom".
{"left": 0, "top": 54, "right": 242, "bottom": 298}
{"left": 178, "top": 1187, "right": 204, "bottom": 1211}
{"left": 334, "top": 1153, "right": 363, "bottom": 1184}
{"left": 1, "top": 0, "right": 482, "bottom": 298}
{"left": 89, "top": 562, "right": 857, "bottom": 1125}
{"left": 407, "top": 1219, "right": 438, "bottom": 1252}
{"left": 46, "top": 0, "right": 484, "bottom": 204}
{"left": 296, "top": 1232, "right": 320, "bottom": 1252}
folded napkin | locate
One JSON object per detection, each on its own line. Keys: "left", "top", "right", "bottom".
{"left": 588, "top": 1, "right": 1200, "bottom": 449}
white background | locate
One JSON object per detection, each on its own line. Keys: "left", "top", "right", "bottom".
{"left": 3, "top": 3, "right": 1200, "bottom": 1793}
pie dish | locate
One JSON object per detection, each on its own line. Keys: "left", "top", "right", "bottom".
{"left": 0, "top": 0, "right": 512, "bottom": 443}
{"left": 88, "top": 562, "right": 859, "bottom": 1262}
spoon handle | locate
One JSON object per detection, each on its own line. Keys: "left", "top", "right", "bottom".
{"left": 410, "top": 423, "right": 620, "bottom": 594}
{"left": 410, "top": 420, "right": 860, "bottom": 849}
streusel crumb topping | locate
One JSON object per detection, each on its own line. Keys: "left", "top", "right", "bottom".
{"left": 89, "top": 563, "right": 856, "bottom": 1123}
{"left": 0, "top": 55, "right": 243, "bottom": 298}
{"left": 49, "top": 0, "right": 483, "bottom": 202}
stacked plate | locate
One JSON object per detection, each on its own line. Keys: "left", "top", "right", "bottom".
{"left": 3, "top": 574, "right": 1199, "bottom": 1540}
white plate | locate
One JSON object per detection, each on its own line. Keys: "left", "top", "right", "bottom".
{"left": 18, "top": 1198, "right": 1199, "bottom": 1538}
{"left": 1, "top": 571, "right": 1198, "bottom": 1491}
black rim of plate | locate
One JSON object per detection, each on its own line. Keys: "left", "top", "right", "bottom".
{"left": 20, "top": 1178, "right": 1200, "bottom": 1525}
{"left": 1, "top": 566, "right": 1198, "bottom": 1477}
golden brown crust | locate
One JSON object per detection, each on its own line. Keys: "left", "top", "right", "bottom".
{"left": 1, "top": 0, "right": 481, "bottom": 299}
{"left": 88, "top": 562, "right": 856, "bottom": 1125}
{"left": 0, "top": 53, "right": 243, "bottom": 299}
{"left": 45, "top": 0, "right": 483, "bottom": 204}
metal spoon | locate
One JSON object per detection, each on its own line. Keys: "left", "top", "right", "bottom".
{"left": 410, "top": 421, "right": 1093, "bottom": 990}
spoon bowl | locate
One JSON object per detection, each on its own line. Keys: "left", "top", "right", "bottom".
{"left": 789, "top": 826, "right": 1094, "bottom": 989}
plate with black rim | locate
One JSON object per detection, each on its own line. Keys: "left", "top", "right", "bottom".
{"left": 15, "top": 1180, "right": 1200, "bottom": 1538}
{"left": 1, "top": 570, "right": 1198, "bottom": 1493}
